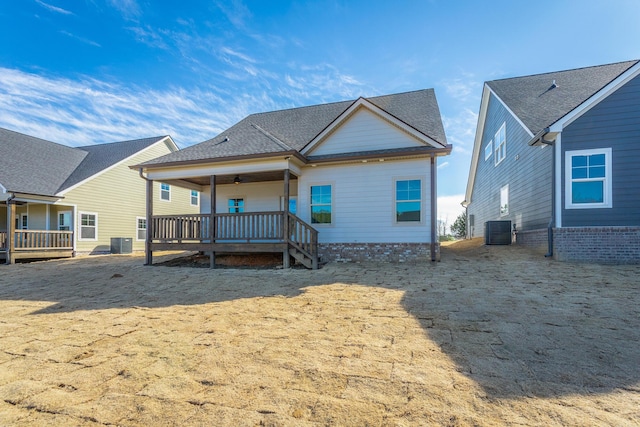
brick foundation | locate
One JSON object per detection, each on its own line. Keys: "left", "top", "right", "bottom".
{"left": 318, "top": 242, "right": 438, "bottom": 263}
{"left": 552, "top": 227, "right": 640, "bottom": 264}
{"left": 515, "top": 228, "right": 549, "bottom": 253}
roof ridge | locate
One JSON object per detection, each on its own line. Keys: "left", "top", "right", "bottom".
{"left": 488, "top": 59, "right": 640, "bottom": 84}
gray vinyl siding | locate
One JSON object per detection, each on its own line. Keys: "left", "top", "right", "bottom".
{"left": 562, "top": 73, "right": 640, "bottom": 226}
{"left": 468, "top": 94, "right": 553, "bottom": 238}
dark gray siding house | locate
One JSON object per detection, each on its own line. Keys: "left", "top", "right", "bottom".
{"left": 464, "top": 60, "right": 640, "bottom": 263}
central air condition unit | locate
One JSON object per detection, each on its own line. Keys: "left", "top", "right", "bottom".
{"left": 485, "top": 221, "right": 512, "bottom": 245}
{"left": 110, "top": 237, "right": 133, "bottom": 254}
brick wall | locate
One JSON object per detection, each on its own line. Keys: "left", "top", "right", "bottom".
{"left": 318, "top": 242, "right": 438, "bottom": 263}
{"left": 553, "top": 227, "right": 640, "bottom": 264}
{"left": 515, "top": 228, "right": 549, "bottom": 254}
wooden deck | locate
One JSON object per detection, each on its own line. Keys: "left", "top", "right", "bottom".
{"left": 1, "top": 230, "right": 74, "bottom": 262}
{"left": 149, "top": 211, "right": 319, "bottom": 269}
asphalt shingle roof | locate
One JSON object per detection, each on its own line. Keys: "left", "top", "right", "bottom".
{"left": 0, "top": 128, "right": 166, "bottom": 197}
{"left": 487, "top": 60, "right": 639, "bottom": 135}
{"left": 143, "top": 89, "right": 447, "bottom": 166}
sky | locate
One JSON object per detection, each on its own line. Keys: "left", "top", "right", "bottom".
{"left": 1, "top": 0, "right": 640, "bottom": 229}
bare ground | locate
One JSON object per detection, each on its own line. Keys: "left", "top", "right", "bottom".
{"left": 0, "top": 240, "right": 639, "bottom": 426}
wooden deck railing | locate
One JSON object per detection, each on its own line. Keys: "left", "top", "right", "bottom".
{"left": 12, "top": 230, "right": 74, "bottom": 250}
{"left": 151, "top": 212, "right": 319, "bottom": 268}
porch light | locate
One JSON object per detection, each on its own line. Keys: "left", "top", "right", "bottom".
{"left": 234, "top": 175, "right": 241, "bottom": 185}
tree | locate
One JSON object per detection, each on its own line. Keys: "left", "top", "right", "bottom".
{"left": 451, "top": 211, "right": 467, "bottom": 238}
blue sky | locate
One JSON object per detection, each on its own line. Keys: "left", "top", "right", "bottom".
{"left": 1, "top": 0, "right": 639, "bottom": 224}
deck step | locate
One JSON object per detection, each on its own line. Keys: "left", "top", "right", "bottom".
{"left": 289, "top": 247, "right": 313, "bottom": 269}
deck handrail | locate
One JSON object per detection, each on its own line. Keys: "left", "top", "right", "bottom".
{"left": 286, "top": 212, "right": 318, "bottom": 262}
{"left": 151, "top": 212, "right": 285, "bottom": 242}
{"left": 11, "top": 230, "right": 74, "bottom": 250}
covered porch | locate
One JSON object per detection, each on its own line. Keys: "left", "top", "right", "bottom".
{"left": 141, "top": 156, "right": 319, "bottom": 269}
{"left": 1, "top": 198, "right": 75, "bottom": 264}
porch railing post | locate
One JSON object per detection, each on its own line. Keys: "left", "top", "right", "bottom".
{"left": 145, "top": 177, "right": 153, "bottom": 266}
{"left": 7, "top": 200, "right": 16, "bottom": 264}
{"left": 210, "top": 175, "right": 216, "bottom": 269}
{"left": 283, "top": 169, "right": 290, "bottom": 268}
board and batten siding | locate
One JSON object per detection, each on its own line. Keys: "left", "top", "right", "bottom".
{"left": 561, "top": 72, "right": 640, "bottom": 227}
{"left": 308, "top": 108, "right": 425, "bottom": 156}
{"left": 468, "top": 93, "right": 553, "bottom": 238}
{"left": 60, "top": 140, "right": 199, "bottom": 253}
{"left": 297, "top": 159, "right": 432, "bottom": 244}
{"left": 200, "top": 180, "right": 298, "bottom": 214}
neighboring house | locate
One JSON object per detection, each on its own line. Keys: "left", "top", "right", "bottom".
{"left": 135, "top": 89, "right": 452, "bottom": 269}
{"left": 0, "top": 128, "right": 199, "bottom": 264}
{"left": 463, "top": 59, "right": 640, "bottom": 263}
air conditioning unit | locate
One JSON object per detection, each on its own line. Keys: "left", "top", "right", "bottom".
{"left": 485, "top": 221, "right": 512, "bottom": 245}
{"left": 110, "top": 237, "right": 133, "bottom": 254}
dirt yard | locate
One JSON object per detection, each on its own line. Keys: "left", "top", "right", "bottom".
{"left": 0, "top": 240, "right": 638, "bottom": 426}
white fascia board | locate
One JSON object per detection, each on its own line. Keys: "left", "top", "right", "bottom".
{"left": 301, "top": 98, "right": 445, "bottom": 155}
{"left": 0, "top": 182, "right": 6, "bottom": 195}
{"left": 549, "top": 62, "right": 640, "bottom": 133}
{"left": 57, "top": 136, "right": 174, "bottom": 196}
{"left": 464, "top": 85, "right": 491, "bottom": 204}
{"left": 145, "top": 157, "right": 301, "bottom": 182}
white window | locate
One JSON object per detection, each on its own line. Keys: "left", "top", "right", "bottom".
{"left": 20, "top": 214, "right": 28, "bottom": 230}
{"left": 484, "top": 140, "right": 493, "bottom": 161}
{"left": 310, "top": 185, "right": 332, "bottom": 224}
{"left": 160, "top": 183, "right": 171, "bottom": 201}
{"left": 395, "top": 179, "right": 422, "bottom": 222}
{"left": 494, "top": 123, "right": 506, "bottom": 165}
{"left": 565, "top": 148, "right": 612, "bottom": 209}
{"left": 58, "top": 211, "right": 72, "bottom": 231}
{"left": 79, "top": 212, "right": 98, "bottom": 241}
{"left": 190, "top": 190, "right": 199, "bottom": 206}
{"left": 136, "top": 217, "right": 147, "bottom": 241}
{"left": 500, "top": 184, "right": 509, "bottom": 216}
{"left": 228, "top": 198, "right": 245, "bottom": 213}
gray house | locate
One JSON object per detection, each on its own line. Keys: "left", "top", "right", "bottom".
{"left": 463, "top": 60, "right": 640, "bottom": 263}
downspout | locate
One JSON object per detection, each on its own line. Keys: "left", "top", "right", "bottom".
{"left": 545, "top": 141, "right": 555, "bottom": 258}
{"left": 5, "top": 193, "right": 15, "bottom": 265}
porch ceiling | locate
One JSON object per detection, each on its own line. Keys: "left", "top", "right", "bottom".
{"left": 180, "top": 170, "right": 299, "bottom": 186}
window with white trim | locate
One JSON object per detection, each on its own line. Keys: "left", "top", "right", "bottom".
{"left": 484, "top": 140, "right": 493, "bottom": 161}
{"left": 190, "top": 190, "right": 199, "bottom": 206}
{"left": 396, "top": 179, "right": 422, "bottom": 222}
{"left": 494, "top": 123, "right": 506, "bottom": 165}
{"left": 228, "top": 198, "right": 245, "bottom": 213}
{"left": 20, "top": 214, "right": 28, "bottom": 230}
{"left": 160, "top": 183, "right": 171, "bottom": 201}
{"left": 58, "top": 211, "right": 71, "bottom": 231}
{"left": 310, "top": 185, "right": 332, "bottom": 224}
{"left": 565, "top": 148, "right": 612, "bottom": 208}
{"left": 136, "top": 217, "right": 147, "bottom": 241}
{"left": 500, "top": 184, "right": 509, "bottom": 216}
{"left": 79, "top": 212, "right": 97, "bottom": 240}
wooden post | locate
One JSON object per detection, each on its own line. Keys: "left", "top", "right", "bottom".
{"left": 430, "top": 155, "right": 439, "bottom": 262}
{"left": 283, "top": 169, "right": 290, "bottom": 268}
{"left": 7, "top": 200, "right": 16, "bottom": 265}
{"left": 210, "top": 175, "right": 216, "bottom": 269}
{"left": 145, "top": 177, "right": 153, "bottom": 266}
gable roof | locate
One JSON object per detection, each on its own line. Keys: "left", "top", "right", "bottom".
{"left": 464, "top": 59, "right": 640, "bottom": 207}
{"left": 487, "top": 60, "right": 639, "bottom": 135}
{"left": 0, "top": 128, "right": 170, "bottom": 198}
{"left": 142, "top": 89, "right": 448, "bottom": 167}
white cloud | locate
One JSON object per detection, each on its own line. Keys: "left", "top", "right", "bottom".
{"left": 35, "top": 0, "right": 73, "bottom": 15}
{"left": 107, "top": 0, "right": 141, "bottom": 19}
{"left": 438, "top": 194, "right": 465, "bottom": 234}
{"left": 59, "top": 31, "right": 101, "bottom": 47}
{"left": 442, "top": 107, "right": 478, "bottom": 156}
{"left": 437, "top": 161, "right": 449, "bottom": 170}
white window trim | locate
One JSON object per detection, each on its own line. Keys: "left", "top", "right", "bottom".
{"left": 309, "top": 183, "right": 334, "bottom": 226}
{"left": 484, "top": 140, "right": 493, "bottom": 161}
{"left": 58, "top": 210, "right": 72, "bottom": 231}
{"left": 565, "top": 147, "right": 612, "bottom": 209}
{"left": 136, "top": 216, "right": 147, "bottom": 241}
{"left": 494, "top": 123, "right": 506, "bottom": 166}
{"left": 20, "top": 213, "right": 28, "bottom": 230}
{"left": 393, "top": 177, "right": 425, "bottom": 225}
{"left": 500, "top": 184, "right": 509, "bottom": 216}
{"left": 190, "top": 190, "right": 199, "bottom": 207}
{"left": 160, "top": 183, "right": 171, "bottom": 202}
{"left": 78, "top": 211, "right": 98, "bottom": 241}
